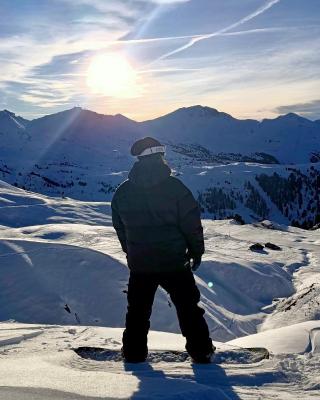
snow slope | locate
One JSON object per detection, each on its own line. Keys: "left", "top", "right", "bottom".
{"left": 230, "top": 321, "right": 320, "bottom": 355}
{"left": 0, "top": 322, "right": 319, "bottom": 399}
{"left": 1, "top": 181, "right": 319, "bottom": 341}
{"left": 1, "top": 181, "right": 320, "bottom": 398}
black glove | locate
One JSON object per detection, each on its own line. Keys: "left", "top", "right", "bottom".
{"left": 186, "top": 252, "right": 202, "bottom": 272}
{"left": 191, "top": 255, "right": 202, "bottom": 271}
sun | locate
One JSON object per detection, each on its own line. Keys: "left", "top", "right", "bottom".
{"left": 86, "top": 53, "right": 140, "bottom": 98}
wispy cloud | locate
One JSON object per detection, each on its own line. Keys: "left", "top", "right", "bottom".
{"left": 0, "top": 0, "right": 319, "bottom": 122}
{"left": 0, "top": 0, "right": 148, "bottom": 109}
{"left": 152, "top": 0, "right": 282, "bottom": 62}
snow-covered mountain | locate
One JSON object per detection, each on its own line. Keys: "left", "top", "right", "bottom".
{"left": 0, "top": 106, "right": 319, "bottom": 228}
{"left": 142, "top": 106, "right": 320, "bottom": 164}
{"left": 0, "top": 109, "right": 29, "bottom": 133}
{"left": 2, "top": 105, "right": 319, "bottom": 165}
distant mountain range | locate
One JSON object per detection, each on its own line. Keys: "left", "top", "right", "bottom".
{"left": 1, "top": 105, "right": 320, "bottom": 164}
{"left": 0, "top": 105, "right": 319, "bottom": 228}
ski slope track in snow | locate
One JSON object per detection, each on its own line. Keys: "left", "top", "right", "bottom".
{"left": 0, "top": 181, "right": 320, "bottom": 398}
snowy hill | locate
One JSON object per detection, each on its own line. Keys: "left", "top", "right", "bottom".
{"left": 1, "top": 181, "right": 320, "bottom": 398}
{"left": 1, "top": 181, "right": 319, "bottom": 340}
{"left": 0, "top": 106, "right": 319, "bottom": 228}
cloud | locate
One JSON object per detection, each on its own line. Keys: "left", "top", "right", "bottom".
{"left": 150, "top": 0, "right": 190, "bottom": 3}
{"left": 0, "top": 0, "right": 190, "bottom": 110}
{"left": 0, "top": 0, "right": 150, "bottom": 109}
{"left": 152, "top": 0, "right": 282, "bottom": 62}
{"left": 275, "top": 100, "right": 320, "bottom": 120}
{"left": 1, "top": 0, "right": 319, "bottom": 122}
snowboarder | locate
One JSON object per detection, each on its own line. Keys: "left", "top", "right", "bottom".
{"left": 111, "top": 137, "right": 214, "bottom": 363}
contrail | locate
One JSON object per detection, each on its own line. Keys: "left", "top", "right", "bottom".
{"left": 109, "top": 27, "right": 286, "bottom": 46}
{"left": 153, "top": 0, "right": 281, "bottom": 63}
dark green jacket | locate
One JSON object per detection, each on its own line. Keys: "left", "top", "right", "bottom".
{"left": 111, "top": 155, "right": 204, "bottom": 273}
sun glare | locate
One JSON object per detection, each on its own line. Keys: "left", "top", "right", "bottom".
{"left": 86, "top": 53, "right": 140, "bottom": 98}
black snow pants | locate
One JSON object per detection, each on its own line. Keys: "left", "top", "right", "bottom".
{"left": 122, "top": 268, "right": 213, "bottom": 361}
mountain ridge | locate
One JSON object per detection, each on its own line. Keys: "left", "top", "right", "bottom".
{"left": 0, "top": 105, "right": 314, "bottom": 125}
{"left": 0, "top": 104, "right": 319, "bottom": 228}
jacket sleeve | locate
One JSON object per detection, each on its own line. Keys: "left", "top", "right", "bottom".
{"left": 111, "top": 195, "right": 127, "bottom": 254}
{"left": 177, "top": 185, "right": 205, "bottom": 257}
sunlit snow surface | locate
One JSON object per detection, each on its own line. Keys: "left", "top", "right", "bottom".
{"left": 0, "top": 323, "right": 319, "bottom": 399}
{"left": 0, "top": 180, "right": 320, "bottom": 399}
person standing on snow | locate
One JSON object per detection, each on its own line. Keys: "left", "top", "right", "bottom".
{"left": 111, "top": 137, "right": 214, "bottom": 363}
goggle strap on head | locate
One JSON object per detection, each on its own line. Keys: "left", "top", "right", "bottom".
{"left": 139, "top": 145, "right": 166, "bottom": 157}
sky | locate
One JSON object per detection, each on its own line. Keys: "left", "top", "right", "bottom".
{"left": 0, "top": 0, "right": 319, "bottom": 121}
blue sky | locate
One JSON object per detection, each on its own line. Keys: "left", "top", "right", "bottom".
{"left": 0, "top": 0, "right": 319, "bottom": 120}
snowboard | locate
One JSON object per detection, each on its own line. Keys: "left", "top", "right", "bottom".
{"left": 74, "top": 346, "right": 269, "bottom": 364}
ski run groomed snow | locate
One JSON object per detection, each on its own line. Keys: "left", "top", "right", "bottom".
{"left": 0, "top": 180, "right": 320, "bottom": 399}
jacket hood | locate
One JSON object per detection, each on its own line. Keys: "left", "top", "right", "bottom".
{"left": 128, "top": 155, "right": 171, "bottom": 188}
